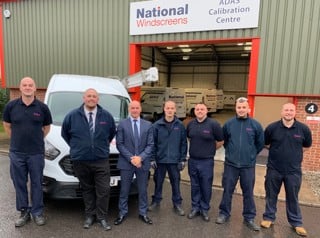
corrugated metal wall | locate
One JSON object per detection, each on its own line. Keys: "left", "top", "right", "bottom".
{"left": 2, "top": 0, "right": 320, "bottom": 94}
{"left": 3, "top": 0, "right": 131, "bottom": 87}
{"left": 257, "top": 0, "right": 320, "bottom": 95}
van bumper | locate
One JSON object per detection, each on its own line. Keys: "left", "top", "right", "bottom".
{"left": 43, "top": 176, "right": 138, "bottom": 199}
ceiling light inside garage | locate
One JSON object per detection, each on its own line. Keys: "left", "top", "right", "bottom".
{"left": 182, "top": 55, "right": 190, "bottom": 60}
{"left": 238, "top": 42, "right": 252, "bottom": 47}
{"left": 179, "top": 45, "right": 192, "bottom": 53}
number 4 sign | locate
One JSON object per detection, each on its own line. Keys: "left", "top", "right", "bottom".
{"left": 305, "top": 103, "right": 318, "bottom": 114}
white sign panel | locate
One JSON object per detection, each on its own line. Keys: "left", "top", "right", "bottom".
{"left": 130, "top": 0, "right": 260, "bottom": 35}
{"left": 306, "top": 116, "right": 320, "bottom": 124}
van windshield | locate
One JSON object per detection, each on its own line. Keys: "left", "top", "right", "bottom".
{"left": 47, "top": 92, "right": 129, "bottom": 125}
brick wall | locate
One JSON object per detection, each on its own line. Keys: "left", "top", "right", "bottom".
{"left": 296, "top": 98, "right": 320, "bottom": 172}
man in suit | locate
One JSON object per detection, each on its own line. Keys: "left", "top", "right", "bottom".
{"left": 114, "top": 100, "right": 154, "bottom": 225}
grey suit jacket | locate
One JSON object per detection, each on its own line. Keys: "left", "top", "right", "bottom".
{"left": 116, "top": 118, "right": 154, "bottom": 171}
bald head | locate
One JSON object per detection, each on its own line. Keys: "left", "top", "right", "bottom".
{"left": 83, "top": 88, "right": 99, "bottom": 111}
{"left": 164, "top": 100, "right": 176, "bottom": 121}
{"left": 281, "top": 103, "right": 296, "bottom": 122}
{"left": 19, "top": 77, "right": 36, "bottom": 98}
{"left": 129, "top": 100, "right": 142, "bottom": 119}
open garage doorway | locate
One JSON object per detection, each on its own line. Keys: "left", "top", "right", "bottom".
{"left": 129, "top": 38, "right": 260, "bottom": 117}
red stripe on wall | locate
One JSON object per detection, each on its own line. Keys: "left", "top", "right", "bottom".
{"left": 128, "top": 44, "right": 141, "bottom": 101}
{"left": 247, "top": 38, "right": 260, "bottom": 116}
{"left": 0, "top": 4, "right": 6, "bottom": 88}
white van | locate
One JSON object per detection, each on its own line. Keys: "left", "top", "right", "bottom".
{"left": 43, "top": 74, "right": 137, "bottom": 199}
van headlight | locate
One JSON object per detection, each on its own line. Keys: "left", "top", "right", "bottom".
{"left": 45, "top": 140, "right": 60, "bottom": 161}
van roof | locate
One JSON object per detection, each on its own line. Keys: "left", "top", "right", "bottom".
{"left": 47, "top": 74, "right": 130, "bottom": 98}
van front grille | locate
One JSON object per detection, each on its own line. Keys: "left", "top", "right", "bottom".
{"left": 59, "top": 154, "right": 120, "bottom": 177}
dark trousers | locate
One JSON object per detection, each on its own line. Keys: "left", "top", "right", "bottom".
{"left": 218, "top": 164, "right": 256, "bottom": 221}
{"left": 188, "top": 158, "right": 214, "bottom": 212}
{"left": 73, "top": 159, "right": 110, "bottom": 221}
{"left": 118, "top": 167, "right": 149, "bottom": 216}
{"left": 152, "top": 163, "right": 183, "bottom": 206}
{"left": 9, "top": 152, "right": 45, "bottom": 216}
{"left": 263, "top": 168, "right": 303, "bottom": 227}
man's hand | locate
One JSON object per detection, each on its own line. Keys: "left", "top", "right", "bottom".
{"left": 131, "top": 156, "right": 142, "bottom": 168}
{"left": 177, "top": 162, "right": 185, "bottom": 171}
{"left": 150, "top": 161, "right": 157, "bottom": 169}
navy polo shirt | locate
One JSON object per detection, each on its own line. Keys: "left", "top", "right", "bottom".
{"left": 3, "top": 97, "right": 52, "bottom": 154}
{"left": 187, "top": 117, "right": 223, "bottom": 159}
{"left": 265, "top": 120, "right": 312, "bottom": 174}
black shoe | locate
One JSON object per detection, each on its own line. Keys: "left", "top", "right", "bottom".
{"left": 187, "top": 210, "right": 200, "bottom": 219}
{"left": 99, "top": 219, "right": 111, "bottom": 231}
{"left": 201, "top": 211, "right": 210, "bottom": 222}
{"left": 148, "top": 202, "right": 160, "bottom": 211}
{"left": 114, "top": 215, "right": 126, "bottom": 225}
{"left": 15, "top": 211, "right": 31, "bottom": 227}
{"left": 139, "top": 215, "right": 153, "bottom": 224}
{"left": 33, "top": 214, "right": 46, "bottom": 226}
{"left": 215, "top": 214, "right": 229, "bottom": 224}
{"left": 244, "top": 220, "right": 261, "bottom": 231}
{"left": 174, "top": 205, "right": 185, "bottom": 216}
{"left": 83, "top": 216, "right": 95, "bottom": 229}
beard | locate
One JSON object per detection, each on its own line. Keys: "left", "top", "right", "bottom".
{"left": 237, "top": 113, "right": 248, "bottom": 119}
{"left": 283, "top": 116, "right": 294, "bottom": 122}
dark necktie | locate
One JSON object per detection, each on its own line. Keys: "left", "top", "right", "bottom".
{"left": 133, "top": 119, "right": 139, "bottom": 155}
{"left": 89, "top": 112, "right": 94, "bottom": 137}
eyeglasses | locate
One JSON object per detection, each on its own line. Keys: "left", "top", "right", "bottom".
{"left": 236, "top": 97, "right": 248, "bottom": 103}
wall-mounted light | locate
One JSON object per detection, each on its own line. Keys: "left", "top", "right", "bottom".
{"left": 182, "top": 55, "right": 190, "bottom": 60}
{"left": 4, "top": 9, "right": 11, "bottom": 18}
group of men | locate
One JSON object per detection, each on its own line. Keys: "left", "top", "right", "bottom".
{"left": 2, "top": 77, "right": 312, "bottom": 237}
